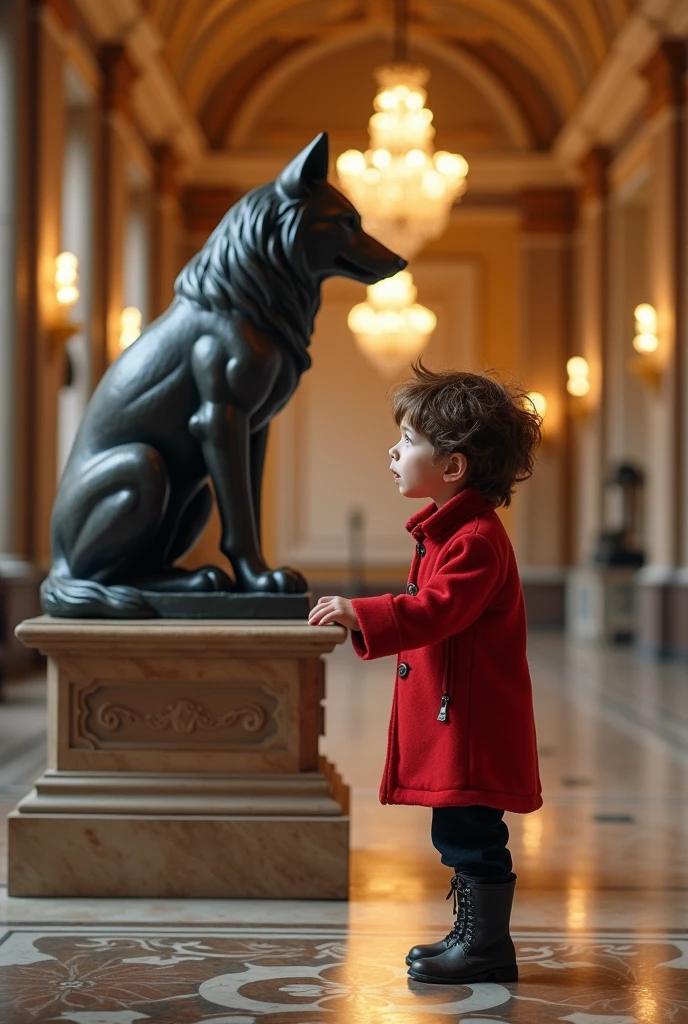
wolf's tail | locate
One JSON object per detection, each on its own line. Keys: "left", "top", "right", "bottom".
{"left": 40, "top": 571, "right": 155, "bottom": 619}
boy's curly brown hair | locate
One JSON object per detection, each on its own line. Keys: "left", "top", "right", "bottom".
{"left": 391, "top": 362, "right": 542, "bottom": 508}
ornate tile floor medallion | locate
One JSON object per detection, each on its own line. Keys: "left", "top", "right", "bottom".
{"left": 0, "top": 926, "right": 687, "bottom": 1023}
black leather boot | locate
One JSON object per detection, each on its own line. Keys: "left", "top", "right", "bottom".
{"left": 406, "top": 872, "right": 467, "bottom": 966}
{"left": 407, "top": 874, "right": 518, "bottom": 984}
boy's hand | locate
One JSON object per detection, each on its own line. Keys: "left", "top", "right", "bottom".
{"left": 308, "top": 596, "right": 360, "bottom": 631}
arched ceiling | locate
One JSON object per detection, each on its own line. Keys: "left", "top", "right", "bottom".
{"left": 141, "top": 0, "right": 636, "bottom": 153}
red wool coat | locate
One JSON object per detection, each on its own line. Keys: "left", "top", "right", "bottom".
{"left": 350, "top": 486, "right": 542, "bottom": 814}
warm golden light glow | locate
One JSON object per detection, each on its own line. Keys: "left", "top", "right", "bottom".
{"left": 566, "top": 886, "right": 587, "bottom": 930}
{"left": 336, "top": 64, "right": 468, "bottom": 259}
{"left": 567, "top": 356, "right": 591, "bottom": 397}
{"left": 55, "top": 251, "right": 79, "bottom": 306}
{"left": 634, "top": 303, "right": 657, "bottom": 333}
{"left": 119, "top": 306, "right": 142, "bottom": 350}
{"left": 633, "top": 304, "right": 658, "bottom": 354}
{"left": 527, "top": 391, "right": 547, "bottom": 419}
{"left": 347, "top": 270, "right": 436, "bottom": 377}
{"left": 521, "top": 811, "right": 543, "bottom": 853}
{"left": 633, "top": 332, "right": 659, "bottom": 353}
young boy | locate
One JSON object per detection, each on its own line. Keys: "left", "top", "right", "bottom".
{"left": 308, "top": 363, "right": 543, "bottom": 985}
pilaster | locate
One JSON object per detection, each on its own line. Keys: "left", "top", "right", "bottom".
{"left": 571, "top": 147, "right": 611, "bottom": 566}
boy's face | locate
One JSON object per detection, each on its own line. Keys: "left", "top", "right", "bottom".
{"left": 389, "top": 420, "right": 465, "bottom": 502}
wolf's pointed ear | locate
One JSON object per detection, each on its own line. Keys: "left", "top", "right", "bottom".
{"left": 276, "top": 132, "right": 329, "bottom": 200}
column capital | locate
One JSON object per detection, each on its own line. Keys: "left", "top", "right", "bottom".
{"left": 519, "top": 189, "right": 577, "bottom": 234}
{"left": 99, "top": 44, "right": 137, "bottom": 120}
{"left": 641, "top": 39, "right": 687, "bottom": 117}
{"left": 578, "top": 147, "right": 611, "bottom": 204}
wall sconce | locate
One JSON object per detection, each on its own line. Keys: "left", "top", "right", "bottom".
{"left": 48, "top": 251, "right": 81, "bottom": 356}
{"left": 628, "top": 303, "right": 662, "bottom": 392}
{"left": 566, "top": 356, "right": 591, "bottom": 415}
{"left": 119, "top": 306, "right": 142, "bottom": 351}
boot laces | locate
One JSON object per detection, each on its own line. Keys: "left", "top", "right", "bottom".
{"left": 444, "top": 873, "right": 467, "bottom": 944}
{"left": 444, "top": 874, "right": 476, "bottom": 950}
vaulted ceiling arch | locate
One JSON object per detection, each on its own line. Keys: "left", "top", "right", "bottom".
{"left": 139, "top": 0, "right": 639, "bottom": 159}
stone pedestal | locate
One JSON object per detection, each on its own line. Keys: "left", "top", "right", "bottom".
{"left": 9, "top": 617, "right": 349, "bottom": 898}
{"left": 565, "top": 567, "right": 638, "bottom": 642}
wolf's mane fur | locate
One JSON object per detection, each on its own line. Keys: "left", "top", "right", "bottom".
{"left": 175, "top": 183, "right": 319, "bottom": 373}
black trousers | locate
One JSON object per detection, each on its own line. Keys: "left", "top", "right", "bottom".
{"left": 431, "top": 805, "right": 513, "bottom": 882}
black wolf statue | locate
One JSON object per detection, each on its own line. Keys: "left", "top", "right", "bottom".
{"left": 42, "top": 132, "right": 406, "bottom": 619}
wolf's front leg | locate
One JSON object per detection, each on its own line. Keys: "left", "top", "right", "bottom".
{"left": 189, "top": 334, "right": 307, "bottom": 594}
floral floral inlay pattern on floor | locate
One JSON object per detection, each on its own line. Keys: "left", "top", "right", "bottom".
{"left": 0, "top": 927, "right": 686, "bottom": 1023}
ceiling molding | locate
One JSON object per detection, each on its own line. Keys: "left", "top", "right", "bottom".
{"left": 553, "top": 0, "right": 688, "bottom": 164}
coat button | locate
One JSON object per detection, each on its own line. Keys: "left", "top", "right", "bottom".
{"left": 398, "top": 662, "right": 410, "bottom": 678}
{"left": 407, "top": 583, "right": 418, "bottom": 596}
{"left": 417, "top": 542, "right": 426, "bottom": 557}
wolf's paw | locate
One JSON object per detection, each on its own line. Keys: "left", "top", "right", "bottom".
{"left": 236, "top": 563, "right": 308, "bottom": 594}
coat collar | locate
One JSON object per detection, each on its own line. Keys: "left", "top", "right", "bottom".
{"left": 405, "top": 486, "right": 496, "bottom": 542}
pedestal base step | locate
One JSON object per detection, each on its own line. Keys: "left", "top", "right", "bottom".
{"left": 8, "top": 811, "right": 349, "bottom": 898}
{"left": 16, "top": 769, "right": 345, "bottom": 816}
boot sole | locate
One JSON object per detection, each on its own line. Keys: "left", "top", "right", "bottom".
{"left": 407, "top": 964, "right": 518, "bottom": 985}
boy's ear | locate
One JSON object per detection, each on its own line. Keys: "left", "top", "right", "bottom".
{"left": 444, "top": 452, "right": 468, "bottom": 482}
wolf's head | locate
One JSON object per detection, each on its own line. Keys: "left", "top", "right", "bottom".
{"left": 276, "top": 133, "right": 407, "bottom": 286}
{"left": 175, "top": 133, "right": 406, "bottom": 373}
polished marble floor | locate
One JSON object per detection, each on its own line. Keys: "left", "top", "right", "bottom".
{"left": 1, "top": 632, "right": 687, "bottom": 1022}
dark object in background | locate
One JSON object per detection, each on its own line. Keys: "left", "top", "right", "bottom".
{"left": 41, "top": 133, "right": 405, "bottom": 620}
{"left": 595, "top": 462, "right": 645, "bottom": 568}
{"left": 0, "top": 558, "right": 44, "bottom": 696}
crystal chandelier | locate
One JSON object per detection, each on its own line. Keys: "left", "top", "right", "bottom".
{"left": 335, "top": 2, "right": 468, "bottom": 260}
{"left": 347, "top": 270, "right": 437, "bottom": 378}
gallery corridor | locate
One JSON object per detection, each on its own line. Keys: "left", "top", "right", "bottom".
{"left": 1, "top": 632, "right": 687, "bottom": 1023}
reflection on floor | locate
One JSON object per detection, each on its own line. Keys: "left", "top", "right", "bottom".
{"left": 1, "top": 632, "right": 687, "bottom": 1022}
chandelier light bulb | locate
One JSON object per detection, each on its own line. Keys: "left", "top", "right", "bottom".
{"left": 372, "top": 148, "right": 392, "bottom": 168}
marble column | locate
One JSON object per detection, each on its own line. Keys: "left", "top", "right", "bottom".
{"left": 634, "top": 41, "right": 687, "bottom": 657}
{"left": 0, "top": 0, "right": 43, "bottom": 679}
{"left": 0, "top": 1, "right": 20, "bottom": 557}
{"left": 514, "top": 190, "right": 576, "bottom": 626}
{"left": 93, "top": 43, "right": 136, "bottom": 378}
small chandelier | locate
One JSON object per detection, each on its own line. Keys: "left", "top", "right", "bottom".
{"left": 336, "top": 2, "right": 468, "bottom": 260}
{"left": 348, "top": 269, "right": 437, "bottom": 378}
